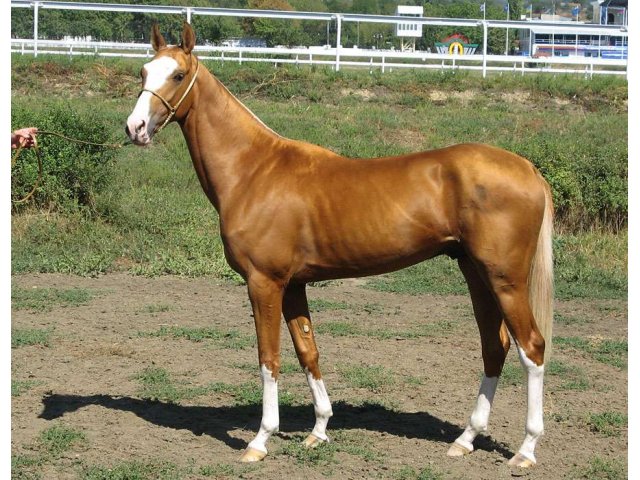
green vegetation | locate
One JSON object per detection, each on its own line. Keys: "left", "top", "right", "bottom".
{"left": 316, "top": 319, "right": 456, "bottom": 339}
{"left": 82, "top": 460, "right": 182, "bottom": 480}
{"left": 134, "top": 366, "right": 299, "bottom": 405}
{"left": 279, "top": 430, "right": 379, "bottom": 467}
{"left": 395, "top": 465, "right": 445, "bottom": 480}
{"left": 11, "top": 101, "right": 120, "bottom": 212}
{"left": 12, "top": 424, "right": 86, "bottom": 479}
{"left": 338, "top": 364, "right": 395, "bottom": 391}
{"left": 572, "top": 456, "right": 626, "bottom": 480}
{"left": 555, "top": 337, "right": 627, "bottom": 369}
{"left": 139, "top": 325, "right": 254, "bottom": 349}
{"left": 546, "top": 359, "right": 590, "bottom": 391}
{"left": 11, "top": 379, "right": 42, "bottom": 397}
{"left": 11, "top": 328, "right": 53, "bottom": 348}
{"left": 587, "top": 412, "right": 628, "bottom": 437}
{"left": 39, "top": 424, "right": 87, "bottom": 457}
{"left": 497, "top": 362, "right": 523, "bottom": 386}
{"left": 308, "top": 298, "right": 351, "bottom": 312}
{"left": 12, "top": 286, "right": 95, "bottom": 311}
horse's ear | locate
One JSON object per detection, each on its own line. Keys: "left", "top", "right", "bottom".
{"left": 151, "top": 23, "right": 166, "bottom": 51}
{"left": 180, "top": 21, "right": 196, "bottom": 55}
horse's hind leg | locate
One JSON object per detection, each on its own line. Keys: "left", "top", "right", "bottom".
{"left": 448, "top": 255, "right": 510, "bottom": 457}
{"left": 464, "top": 250, "right": 546, "bottom": 467}
{"left": 283, "top": 283, "right": 333, "bottom": 447}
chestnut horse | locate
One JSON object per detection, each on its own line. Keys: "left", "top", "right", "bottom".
{"left": 126, "top": 23, "right": 554, "bottom": 468}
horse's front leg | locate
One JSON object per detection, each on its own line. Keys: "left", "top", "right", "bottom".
{"left": 283, "top": 283, "right": 333, "bottom": 448}
{"left": 239, "top": 272, "right": 284, "bottom": 463}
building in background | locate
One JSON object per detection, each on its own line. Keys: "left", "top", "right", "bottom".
{"left": 519, "top": 0, "right": 627, "bottom": 59}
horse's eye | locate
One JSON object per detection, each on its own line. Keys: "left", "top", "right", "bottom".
{"left": 174, "top": 73, "right": 185, "bottom": 82}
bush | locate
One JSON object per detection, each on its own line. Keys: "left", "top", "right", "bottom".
{"left": 11, "top": 101, "right": 119, "bottom": 213}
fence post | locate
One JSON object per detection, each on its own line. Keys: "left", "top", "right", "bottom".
{"left": 186, "top": 7, "right": 192, "bottom": 24}
{"left": 482, "top": 21, "right": 488, "bottom": 78}
{"left": 33, "top": 1, "right": 40, "bottom": 57}
{"left": 335, "top": 15, "right": 342, "bottom": 71}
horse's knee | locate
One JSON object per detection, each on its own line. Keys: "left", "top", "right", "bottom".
{"left": 518, "top": 331, "right": 545, "bottom": 367}
{"left": 298, "top": 347, "right": 319, "bottom": 369}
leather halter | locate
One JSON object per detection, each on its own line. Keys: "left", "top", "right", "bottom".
{"left": 139, "top": 58, "right": 200, "bottom": 134}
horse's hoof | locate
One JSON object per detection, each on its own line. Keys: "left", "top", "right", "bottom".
{"left": 446, "top": 442, "right": 472, "bottom": 457}
{"left": 508, "top": 453, "right": 536, "bottom": 468}
{"left": 302, "top": 434, "right": 327, "bottom": 448}
{"left": 239, "top": 447, "right": 267, "bottom": 463}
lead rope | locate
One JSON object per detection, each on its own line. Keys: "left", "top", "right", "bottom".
{"left": 11, "top": 130, "right": 131, "bottom": 204}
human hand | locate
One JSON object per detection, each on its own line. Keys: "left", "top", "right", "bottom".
{"left": 11, "top": 127, "right": 38, "bottom": 149}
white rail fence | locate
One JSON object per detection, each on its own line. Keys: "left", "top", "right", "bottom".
{"left": 10, "top": 0, "right": 628, "bottom": 78}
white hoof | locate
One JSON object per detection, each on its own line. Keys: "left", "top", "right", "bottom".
{"left": 302, "top": 433, "right": 327, "bottom": 448}
{"left": 239, "top": 447, "right": 267, "bottom": 463}
{"left": 447, "top": 442, "right": 472, "bottom": 457}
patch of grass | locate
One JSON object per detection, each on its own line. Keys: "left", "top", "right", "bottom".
{"left": 587, "top": 412, "right": 627, "bottom": 437}
{"left": 209, "top": 381, "right": 300, "bottom": 407}
{"left": 554, "top": 232, "right": 627, "bottom": 300}
{"left": 316, "top": 319, "right": 456, "bottom": 340}
{"left": 572, "top": 456, "right": 626, "bottom": 480}
{"left": 279, "top": 431, "right": 379, "bottom": 467}
{"left": 498, "top": 362, "right": 523, "bottom": 386}
{"left": 308, "top": 299, "right": 350, "bottom": 312}
{"left": 12, "top": 286, "right": 96, "bottom": 311}
{"left": 134, "top": 366, "right": 299, "bottom": 406}
{"left": 11, "top": 454, "right": 43, "bottom": 480}
{"left": 395, "top": 465, "right": 445, "bottom": 480}
{"left": 405, "top": 375, "right": 423, "bottom": 386}
{"left": 139, "top": 325, "right": 254, "bottom": 349}
{"left": 315, "top": 321, "right": 360, "bottom": 337}
{"left": 555, "top": 336, "right": 627, "bottom": 369}
{"left": 135, "top": 366, "right": 182, "bottom": 403}
{"left": 11, "top": 328, "right": 52, "bottom": 348}
{"left": 139, "top": 304, "right": 173, "bottom": 314}
{"left": 367, "top": 257, "right": 468, "bottom": 296}
{"left": 11, "top": 379, "right": 42, "bottom": 397}
{"left": 555, "top": 313, "right": 590, "bottom": 326}
{"left": 279, "top": 437, "right": 338, "bottom": 466}
{"left": 331, "top": 430, "right": 379, "bottom": 462}
{"left": 82, "top": 460, "right": 181, "bottom": 480}
{"left": 338, "top": 364, "right": 395, "bottom": 392}
{"left": 198, "top": 463, "right": 238, "bottom": 477}
{"left": 38, "top": 424, "right": 86, "bottom": 457}
{"left": 546, "top": 359, "right": 590, "bottom": 391}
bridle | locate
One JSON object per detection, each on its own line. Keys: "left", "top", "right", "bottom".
{"left": 139, "top": 57, "right": 200, "bottom": 134}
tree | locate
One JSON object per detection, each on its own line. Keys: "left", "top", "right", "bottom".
{"left": 244, "top": 0, "right": 305, "bottom": 46}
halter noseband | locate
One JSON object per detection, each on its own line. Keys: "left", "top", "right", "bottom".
{"left": 139, "top": 58, "right": 200, "bottom": 134}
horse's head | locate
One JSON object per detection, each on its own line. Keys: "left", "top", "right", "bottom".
{"left": 126, "top": 22, "right": 198, "bottom": 146}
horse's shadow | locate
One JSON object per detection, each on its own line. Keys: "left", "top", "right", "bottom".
{"left": 39, "top": 394, "right": 513, "bottom": 458}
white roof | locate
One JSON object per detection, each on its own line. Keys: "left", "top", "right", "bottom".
{"left": 395, "top": 6, "right": 424, "bottom": 15}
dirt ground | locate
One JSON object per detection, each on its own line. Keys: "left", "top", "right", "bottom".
{"left": 11, "top": 273, "right": 627, "bottom": 479}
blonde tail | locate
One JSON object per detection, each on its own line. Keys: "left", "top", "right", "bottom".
{"left": 529, "top": 181, "right": 554, "bottom": 364}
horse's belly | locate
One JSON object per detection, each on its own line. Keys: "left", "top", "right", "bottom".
{"left": 292, "top": 232, "right": 455, "bottom": 282}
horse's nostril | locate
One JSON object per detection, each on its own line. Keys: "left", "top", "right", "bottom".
{"left": 136, "top": 120, "right": 146, "bottom": 133}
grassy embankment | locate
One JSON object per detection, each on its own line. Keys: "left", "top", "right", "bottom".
{"left": 11, "top": 55, "right": 627, "bottom": 300}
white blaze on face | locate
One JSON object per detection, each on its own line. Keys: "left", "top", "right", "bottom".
{"left": 126, "top": 56, "right": 179, "bottom": 145}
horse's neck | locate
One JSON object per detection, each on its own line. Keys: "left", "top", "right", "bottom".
{"left": 179, "top": 69, "right": 281, "bottom": 213}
